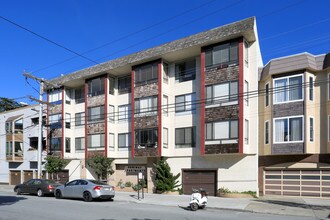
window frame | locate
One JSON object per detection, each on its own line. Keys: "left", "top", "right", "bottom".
{"left": 245, "top": 119, "right": 249, "bottom": 144}
{"left": 87, "top": 133, "right": 105, "bottom": 150}
{"left": 174, "top": 58, "right": 196, "bottom": 83}
{"left": 135, "top": 128, "right": 158, "bottom": 148}
{"left": 175, "top": 93, "right": 196, "bottom": 113}
{"left": 75, "top": 137, "right": 85, "bottom": 152}
{"left": 205, "top": 41, "right": 239, "bottom": 68}
{"left": 265, "top": 82, "right": 270, "bottom": 107}
{"left": 309, "top": 76, "right": 314, "bottom": 101}
{"left": 309, "top": 116, "right": 314, "bottom": 142}
{"left": 118, "top": 75, "right": 131, "bottom": 94}
{"left": 87, "top": 77, "right": 105, "bottom": 97}
{"left": 134, "top": 62, "right": 158, "bottom": 85}
{"left": 109, "top": 105, "right": 115, "bottom": 122}
{"left": 273, "top": 116, "right": 304, "bottom": 144}
{"left": 135, "top": 96, "right": 158, "bottom": 116}
{"left": 118, "top": 133, "right": 131, "bottom": 149}
{"left": 118, "top": 104, "right": 131, "bottom": 121}
{"left": 273, "top": 74, "right": 304, "bottom": 104}
{"left": 265, "top": 120, "right": 269, "bottom": 145}
{"left": 205, "top": 81, "right": 238, "bottom": 105}
{"left": 163, "top": 128, "right": 168, "bottom": 149}
{"left": 205, "top": 120, "right": 238, "bottom": 141}
{"left": 175, "top": 126, "right": 195, "bottom": 148}
{"left": 87, "top": 105, "right": 105, "bottom": 123}
{"left": 75, "top": 112, "right": 85, "bottom": 127}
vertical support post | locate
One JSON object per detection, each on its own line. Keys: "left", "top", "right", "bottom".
{"left": 37, "top": 82, "right": 44, "bottom": 178}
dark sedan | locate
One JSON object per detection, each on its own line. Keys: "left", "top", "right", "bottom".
{"left": 14, "top": 179, "right": 62, "bottom": 197}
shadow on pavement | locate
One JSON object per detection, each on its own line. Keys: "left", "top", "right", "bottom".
{"left": 129, "top": 194, "right": 140, "bottom": 200}
{"left": 0, "top": 196, "right": 27, "bottom": 206}
{"left": 131, "top": 219, "right": 160, "bottom": 220}
{"left": 254, "top": 199, "right": 330, "bottom": 211}
{"left": 178, "top": 205, "right": 191, "bottom": 211}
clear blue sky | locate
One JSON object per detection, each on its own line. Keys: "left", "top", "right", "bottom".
{"left": 1, "top": 0, "right": 329, "bottom": 104}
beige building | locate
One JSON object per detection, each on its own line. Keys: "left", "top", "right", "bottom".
{"left": 258, "top": 52, "right": 330, "bottom": 197}
{"left": 45, "top": 17, "right": 263, "bottom": 196}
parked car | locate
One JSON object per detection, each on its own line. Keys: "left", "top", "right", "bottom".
{"left": 14, "top": 179, "right": 62, "bottom": 197}
{"left": 54, "top": 179, "right": 115, "bottom": 202}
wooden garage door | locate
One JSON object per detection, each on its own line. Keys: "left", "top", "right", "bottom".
{"left": 10, "top": 171, "right": 21, "bottom": 185}
{"left": 264, "top": 170, "right": 330, "bottom": 198}
{"left": 183, "top": 170, "right": 216, "bottom": 196}
{"left": 49, "top": 170, "right": 69, "bottom": 184}
{"left": 23, "top": 171, "right": 33, "bottom": 182}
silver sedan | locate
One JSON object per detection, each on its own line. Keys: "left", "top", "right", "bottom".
{"left": 54, "top": 179, "right": 115, "bottom": 202}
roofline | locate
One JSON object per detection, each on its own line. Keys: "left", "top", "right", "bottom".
{"left": 0, "top": 104, "right": 39, "bottom": 116}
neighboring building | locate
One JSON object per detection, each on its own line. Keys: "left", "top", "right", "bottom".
{"left": 45, "top": 17, "right": 262, "bottom": 196}
{"left": 258, "top": 52, "right": 330, "bottom": 198}
{"left": 0, "top": 105, "right": 46, "bottom": 185}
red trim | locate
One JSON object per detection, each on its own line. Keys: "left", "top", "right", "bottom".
{"left": 104, "top": 76, "right": 108, "bottom": 157}
{"left": 158, "top": 61, "right": 162, "bottom": 157}
{"left": 46, "top": 93, "right": 49, "bottom": 154}
{"left": 131, "top": 69, "right": 135, "bottom": 158}
{"left": 200, "top": 50, "right": 205, "bottom": 155}
{"left": 238, "top": 37, "right": 244, "bottom": 154}
{"left": 84, "top": 81, "right": 88, "bottom": 159}
{"left": 61, "top": 87, "right": 65, "bottom": 159}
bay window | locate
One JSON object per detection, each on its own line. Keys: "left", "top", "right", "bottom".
{"left": 205, "top": 120, "right": 238, "bottom": 141}
{"left": 134, "top": 62, "right": 158, "bottom": 85}
{"left": 206, "top": 81, "right": 238, "bottom": 105}
{"left": 205, "top": 41, "right": 238, "bottom": 67}
{"left": 135, "top": 96, "right": 158, "bottom": 116}
{"left": 274, "top": 75, "right": 303, "bottom": 104}
{"left": 88, "top": 134, "right": 105, "bottom": 150}
{"left": 49, "top": 89, "right": 62, "bottom": 103}
{"left": 88, "top": 77, "right": 105, "bottom": 97}
{"left": 135, "top": 128, "right": 158, "bottom": 148}
{"left": 88, "top": 105, "right": 104, "bottom": 123}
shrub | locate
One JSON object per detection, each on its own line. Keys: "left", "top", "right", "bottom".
{"left": 125, "top": 181, "right": 132, "bottom": 187}
{"left": 154, "top": 157, "right": 180, "bottom": 193}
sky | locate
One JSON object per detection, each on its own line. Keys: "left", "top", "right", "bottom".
{"left": 1, "top": 0, "right": 329, "bottom": 104}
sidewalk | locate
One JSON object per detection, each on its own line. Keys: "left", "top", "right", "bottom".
{"left": 1, "top": 185, "right": 329, "bottom": 219}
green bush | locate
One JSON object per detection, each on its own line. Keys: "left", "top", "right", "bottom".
{"left": 154, "top": 157, "right": 180, "bottom": 193}
{"left": 125, "top": 181, "right": 132, "bottom": 187}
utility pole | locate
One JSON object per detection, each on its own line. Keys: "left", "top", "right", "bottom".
{"left": 23, "top": 71, "right": 59, "bottom": 179}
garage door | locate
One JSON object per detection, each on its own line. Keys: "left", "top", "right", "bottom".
{"left": 264, "top": 170, "right": 330, "bottom": 197}
{"left": 10, "top": 171, "right": 21, "bottom": 185}
{"left": 23, "top": 171, "right": 33, "bottom": 182}
{"left": 183, "top": 170, "right": 216, "bottom": 196}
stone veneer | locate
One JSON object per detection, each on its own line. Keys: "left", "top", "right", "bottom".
{"left": 48, "top": 104, "right": 62, "bottom": 115}
{"left": 134, "top": 115, "right": 158, "bottom": 129}
{"left": 205, "top": 105, "right": 239, "bottom": 122}
{"left": 87, "top": 122, "right": 105, "bottom": 134}
{"left": 87, "top": 94, "right": 105, "bottom": 107}
{"left": 205, "top": 144, "right": 239, "bottom": 154}
{"left": 205, "top": 65, "right": 239, "bottom": 85}
{"left": 135, "top": 148, "right": 158, "bottom": 157}
{"left": 273, "top": 101, "right": 304, "bottom": 118}
{"left": 51, "top": 128, "right": 62, "bottom": 138}
{"left": 134, "top": 82, "right": 158, "bottom": 99}
{"left": 272, "top": 143, "right": 304, "bottom": 154}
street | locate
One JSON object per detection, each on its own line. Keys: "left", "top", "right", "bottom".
{"left": 0, "top": 192, "right": 318, "bottom": 220}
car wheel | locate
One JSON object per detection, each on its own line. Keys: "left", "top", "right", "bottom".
{"left": 55, "top": 190, "right": 62, "bottom": 199}
{"left": 37, "top": 189, "right": 44, "bottom": 197}
{"left": 16, "top": 188, "right": 22, "bottom": 195}
{"left": 83, "top": 191, "right": 93, "bottom": 202}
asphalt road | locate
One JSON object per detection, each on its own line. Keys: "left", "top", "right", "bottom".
{"left": 0, "top": 192, "right": 317, "bottom": 220}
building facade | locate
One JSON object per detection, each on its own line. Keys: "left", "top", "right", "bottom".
{"left": 258, "top": 52, "right": 330, "bottom": 197}
{"left": 0, "top": 105, "right": 46, "bottom": 185}
{"left": 44, "top": 17, "right": 262, "bottom": 196}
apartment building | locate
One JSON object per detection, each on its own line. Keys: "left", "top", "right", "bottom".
{"left": 259, "top": 52, "right": 330, "bottom": 197}
{"left": 46, "top": 17, "right": 263, "bottom": 196}
{"left": 0, "top": 105, "right": 47, "bottom": 185}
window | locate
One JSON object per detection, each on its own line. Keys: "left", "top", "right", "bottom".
{"left": 109, "top": 133, "right": 114, "bottom": 149}
{"left": 75, "top": 137, "right": 85, "bottom": 152}
{"left": 135, "top": 62, "right": 158, "bottom": 85}
{"left": 163, "top": 95, "right": 168, "bottom": 116}
{"left": 31, "top": 116, "right": 46, "bottom": 126}
{"left": 49, "top": 89, "right": 62, "bottom": 103}
{"left": 88, "top": 77, "right": 104, "bottom": 97}
{"left": 118, "top": 133, "right": 131, "bottom": 149}
{"left": 88, "top": 134, "right": 105, "bottom": 149}
{"left": 163, "top": 128, "right": 168, "bottom": 148}
{"left": 329, "top": 116, "right": 330, "bottom": 142}
{"left": 50, "top": 137, "right": 62, "bottom": 152}
{"left": 14, "top": 119, "right": 23, "bottom": 133}
{"left": 5, "top": 122, "right": 12, "bottom": 134}
{"left": 245, "top": 119, "right": 249, "bottom": 144}
{"left": 274, "top": 116, "right": 303, "bottom": 143}
{"left": 206, "top": 81, "right": 238, "bottom": 105}
{"left": 135, "top": 96, "right": 158, "bottom": 116}
{"left": 205, "top": 120, "right": 238, "bottom": 140}
{"left": 175, "top": 93, "right": 196, "bottom": 112}
{"left": 244, "top": 40, "right": 249, "bottom": 67}
{"left": 175, "top": 127, "right": 195, "bottom": 148}
{"left": 65, "top": 89, "right": 72, "bottom": 104}
{"left": 109, "top": 76, "right": 115, "bottom": 95}
{"left": 175, "top": 59, "right": 196, "bottom": 82}
{"left": 163, "top": 63, "right": 169, "bottom": 84}
{"left": 65, "top": 138, "right": 71, "bottom": 153}
{"left": 118, "top": 75, "right": 131, "bottom": 94}
{"left": 245, "top": 80, "right": 249, "bottom": 106}
{"left": 205, "top": 41, "right": 238, "bottom": 67}
{"left": 75, "top": 87, "right": 85, "bottom": 104}
{"left": 309, "top": 117, "right": 314, "bottom": 142}
{"left": 65, "top": 113, "right": 71, "bottom": 129}
{"left": 88, "top": 106, "right": 104, "bottom": 123}
{"left": 49, "top": 114, "right": 62, "bottom": 129}
{"left": 265, "top": 83, "right": 269, "bottom": 107}
{"left": 309, "top": 76, "right": 314, "bottom": 101}
{"left": 135, "top": 128, "right": 158, "bottom": 148}
{"left": 118, "top": 105, "right": 131, "bottom": 121}
{"left": 75, "top": 112, "right": 85, "bottom": 126}
{"left": 109, "top": 105, "right": 115, "bottom": 122}
{"left": 265, "top": 121, "right": 269, "bottom": 144}
{"left": 274, "top": 75, "right": 303, "bottom": 104}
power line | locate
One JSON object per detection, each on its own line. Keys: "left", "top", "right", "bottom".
{"left": 0, "top": 15, "right": 99, "bottom": 65}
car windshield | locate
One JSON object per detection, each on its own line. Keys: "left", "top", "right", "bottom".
{"left": 88, "top": 180, "right": 108, "bottom": 185}
{"left": 44, "top": 180, "right": 58, "bottom": 184}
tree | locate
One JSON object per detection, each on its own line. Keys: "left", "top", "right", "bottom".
{"left": 0, "top": 97, "right": 23, "bottom": 112}
{"left": 45, "top": 155, "right": 68, "bottom": 179}
{"left": 154, "top": 157, "right": 180, "bottom": 193}
{"left": 86, "top": 155, "right": 114, "bottom": 181}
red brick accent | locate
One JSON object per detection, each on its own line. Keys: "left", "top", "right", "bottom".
{"left": 158, "top": 62, "right": 162, "bottom": 157}
{"left": 200, "top": 50, "right": 205, "bottom": 155}
{"left": 61, "top": 87, "right": 65, "bottom": 159}
{"left": 104, "top": 76, "right": 108, "bottom": 157}
{"left": 131, "top": 69, "right": 135, "bottom": 158}
{"left": 238, "top": 37, "right": 244, "bottom": 154}
{"left": 84, "top": 80, "right": 88, "bottom": 159}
